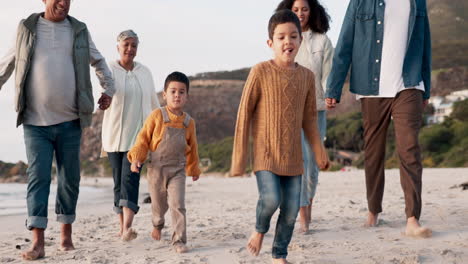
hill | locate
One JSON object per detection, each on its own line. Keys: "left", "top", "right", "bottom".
{"left": 73, "top": 79, "right": 246, "bottom": 176}
{"left": 0, "top": 161, "right": 27, "bottom": 183}
{"left": 427, "top": 0, "right": 468, "bottom": 70}
{"left": 2, "top": 1, "right": 467, "bottom": 177}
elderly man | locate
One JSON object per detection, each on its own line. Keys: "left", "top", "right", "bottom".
{"left": 0, "top": 0, "right": 114, "bottom": 260}
{"left": 325, "top": 0, "right": 432, "bottom": 238}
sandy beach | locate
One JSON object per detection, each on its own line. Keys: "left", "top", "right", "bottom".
{"left": 0, "top": 168, "right": 467, "bottom": 264}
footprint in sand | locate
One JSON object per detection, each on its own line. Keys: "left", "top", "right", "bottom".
{"left": 389, "top": 255, "right": 421, "bottom": 264}
{"left": 441, "top": 249, "right": 461, "bottom": 263}
{"left": 1, "top": 257, "right": 15, "bottom": 263}
{"left": 232, "top": 233, "right": 246, "bottom": 239}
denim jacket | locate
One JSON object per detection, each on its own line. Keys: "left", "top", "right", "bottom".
{"left": 326, "top": 0, "right": 431, "bottom": 101}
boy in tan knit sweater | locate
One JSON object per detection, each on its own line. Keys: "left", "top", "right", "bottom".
{"left": 230, "top": 10, "right": 329, "bottom": 264}
{"left": 128, "top": 72, "right": 201, "bottom": 254}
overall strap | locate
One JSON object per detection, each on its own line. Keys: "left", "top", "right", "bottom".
{"left": 183, "top": 113, "right": 191, "bottom": 128}
{"left": 160, "top": 107, "right": 171, "bottom": 123}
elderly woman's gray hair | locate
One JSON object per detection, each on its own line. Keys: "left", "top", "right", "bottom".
{"left": 117, "top": 30, "right": 139, "bottom": 43}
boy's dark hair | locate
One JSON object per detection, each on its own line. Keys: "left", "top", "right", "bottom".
{"left": 268, "top": 9, "right": 302, "bottom": 40}
{"left": 164, "top": 71, "right": 190, "bottom": 93}
{"left": 276, "top": 0, "right": 330, "bottom": 34}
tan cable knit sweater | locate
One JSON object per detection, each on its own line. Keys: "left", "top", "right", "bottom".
{"left": 230, "top": 60, "right": 329, "bottom": 176}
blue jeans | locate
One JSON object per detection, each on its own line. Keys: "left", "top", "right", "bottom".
{"left": 23, "top": 119, "right": 81, "bottom": 230}
{"left": 255, "top": 171, "right": 301, "bottom": 259}
{"left": 107, "top": 152, "right": 141, "bottom": 214}
{"left": 300, "top": 110, "right": 327, "bottom": 206}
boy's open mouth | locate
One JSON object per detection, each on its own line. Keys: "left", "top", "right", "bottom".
{"left": 284, "top": 48, "right": 294, "bottom": 54}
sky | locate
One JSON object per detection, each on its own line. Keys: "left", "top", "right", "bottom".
{"left": 0, "top": 0, "right": 349, "bottom": 163}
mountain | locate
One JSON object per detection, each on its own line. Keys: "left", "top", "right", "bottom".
{"left": 2, "top": 0, "right": 467, "bottom": 177}
{"left": 178, "top": 80, "right": 244, "bottom": 143}
{"left": 427, "top": 0, "right": 468, "bottom": 70}
{"left": 0, "top": 161, "right": 27, "bottom": 183}
{"left": 74, "top": 79, "right": 246, "bottom": 176}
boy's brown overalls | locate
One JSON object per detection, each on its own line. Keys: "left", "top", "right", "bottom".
{"left": 147, "top": 107, "right": 191, "bottom": 245}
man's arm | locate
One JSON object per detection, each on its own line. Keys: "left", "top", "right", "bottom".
{"left": 325, "top": 0, "right": 357, "bottom": 105}
{"left": 0, "top": 45, "right": 16, "bottom": 90}
{"left": 87, "top": 31, "right": 115, "bottom": 110}
{"left": 421, "top": 13, "right": 431, "bottom": 101}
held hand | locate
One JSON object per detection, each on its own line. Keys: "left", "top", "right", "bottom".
{"left": 192, "top": 176, "right": 200, "bottom": 181}
{"left": 319, "top": 160, "right": 330, "bottom": 171}
{"left": 325, "top": 98, "right": 337, "bottom": 109}
{"left": 130, "top": 161, "right": 142, "bottom": 173}
{"left": 422, "top": 99, "right": 428, "bottom": 109}
{"left": 98, "top": 93, "right": 112, "bottom": 110}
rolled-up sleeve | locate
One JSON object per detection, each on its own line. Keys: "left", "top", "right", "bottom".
{"left": 421, "top": 14, "right": 431, "bottom": 100}
{"left": 325, "top": 0, "right": 357, "bottom": 102}
{"left": 0, "top": 44, "right": 16, "bottom": 90}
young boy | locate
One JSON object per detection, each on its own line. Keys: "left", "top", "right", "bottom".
{"left": 128, "top": 71, "right": 200, "bottom": 253}
{"left": 230, "top": 10, "right": 330, "bottom": 264}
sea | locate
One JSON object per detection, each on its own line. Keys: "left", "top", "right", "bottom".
{"left": 0, "top": 183, "right": 111, "bottom": 216}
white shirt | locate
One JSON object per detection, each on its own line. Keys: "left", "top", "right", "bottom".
{"left": 117, "top": 71, "right": 143, "bottom": 151}
{"left": 101, "top": 61, "right": 160, "bottom": 153}
{"left": 24, "top": 17, "right": 78, "bottom": 125}
{"left": 358, "top": 0, "right": 424, "bottom": 99}
{"left": 0, "top": 16, "right": 115, "bottom": 126}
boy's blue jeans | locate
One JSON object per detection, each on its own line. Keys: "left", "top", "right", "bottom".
{"left": 23, "top": 119, "right": 81, "bottom": 230}
{"left": 255, "top": 170, "right": 301, "bottom": 259}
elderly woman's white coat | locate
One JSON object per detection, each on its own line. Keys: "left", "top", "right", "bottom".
{"left": 101, "top": 61, "right": 160, "bottom": 153}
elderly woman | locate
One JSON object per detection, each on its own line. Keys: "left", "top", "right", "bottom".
{"left": 101, "top": 30, "right": 160, "bottom": 241}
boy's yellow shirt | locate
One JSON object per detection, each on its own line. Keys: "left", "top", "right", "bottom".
{"left": 127, "top": 106, "right": 201, "bottom": 177}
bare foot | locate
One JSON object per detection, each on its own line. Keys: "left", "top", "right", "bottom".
{"left": 122, "top": 228, "right": 138, "bottom": 242}
{"left": 364, "top": 212, "right": 379, "bottom": 227}
{"left": 60, "top": 224, "right": 75, "bottom": 251}
{"left": 272, "top": 258, "right": 290, "bottom": 264}
{"left": 22, "top": 246, "right": 45, "bottom": 261}
{"left": 299, "top": 221, "right": 309, "bottom": 233}
{"left": 307, "top": 200, "right": 313, "bottom": 223}
{"left": 405, "top": 217, "right": 432, "bottom": 238}
{"left": 299, "top": 207, "right": 309, "bottom": 233}
{"left": 22, "top": 228, "right": 45, "bottom": 260}
{"left": 247, "top": 231, "right": 264, "bottom": 256}
{"left": 174, "top": 242, "right": 189, "bottom": 253}
{"left": 151, "top": 228, "right": 161, "bottom": 240}
{"left": 118, "top": 213, "right": 123, "bottom": 237}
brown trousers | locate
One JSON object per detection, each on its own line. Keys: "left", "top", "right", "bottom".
{"left": 147, "top": 107, "right": 191, "bottom": 244}
{"left": 361, "top": 90, "right": 423, "bottom": 219}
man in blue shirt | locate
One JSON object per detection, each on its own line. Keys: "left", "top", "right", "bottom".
{"left": 326, "top": 0, "right": 432, "bottom": 238}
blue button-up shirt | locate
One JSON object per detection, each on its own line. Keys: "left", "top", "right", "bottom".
{"left": 326, "top": 0, "right": 431, "bottom": 101}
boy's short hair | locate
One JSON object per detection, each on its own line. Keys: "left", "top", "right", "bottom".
{"left": 164, "top": 71, "right": 190, "bottom": 93}
{"left": 268, "top": 9, "right": 302, "bottom": 40}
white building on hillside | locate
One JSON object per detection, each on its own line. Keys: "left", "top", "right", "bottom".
{"left": 427, "top": 89, "right": 468, "bottom": 124}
